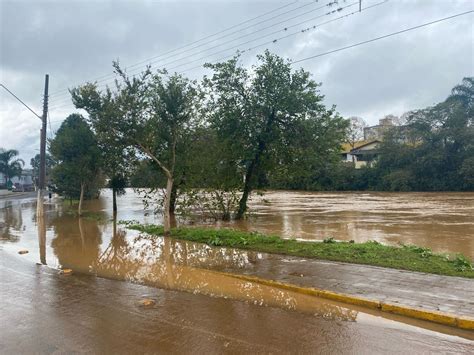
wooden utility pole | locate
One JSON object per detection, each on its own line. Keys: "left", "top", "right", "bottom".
{"left": 36, "top": 74, "right": 49, "bottom": 217}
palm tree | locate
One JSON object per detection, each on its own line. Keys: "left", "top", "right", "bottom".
{"left": 0, "top": 148, "right": 25, "bottom": 187}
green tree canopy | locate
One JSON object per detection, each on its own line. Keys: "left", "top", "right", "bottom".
{"left": 0, "top": 148, "right": 24, "bottom": 186}
{"left": 72, "top": 66, "right": 201, "bottom": 232}
{"left": 30, "top": 153, "right": 55, "bottom": 188}
{"left": 204, "top": 50, "right": 347, "bottom": 218}
{"left": 50, "top": 113, "right": 102, "bottom": 215}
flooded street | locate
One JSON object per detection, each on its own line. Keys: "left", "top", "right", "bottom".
{"left": 1, "top": 190, "right": 474, "bottom": 352}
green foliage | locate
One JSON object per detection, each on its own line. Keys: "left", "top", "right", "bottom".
{"left": 204, "top": 51, "right": 347, "bottom": 217}
{"left": 375, "top": 77, "right": 473, "bottom": 191}
{"left": 126, "top": 224, "right": 474, "bottom": 278}
{"left": 0, "top": 148, "right": 24, "bottom": 185}
{"left": 50, "top": 114, "right": 103, "bottom": 199}
{"left": 284, "top": 77, "right": 473, "bottom": 192}
{"left": 208, "top": 236, "right": 223, "bottom": 246}
{"left": 451, "top": 255, "right": 473, "bottom": 272}
{"left": 30, "top": 153, "right": 55, "bottom": 188}
{"left": 72, "top": 66, "right": 201, "bottom": 226}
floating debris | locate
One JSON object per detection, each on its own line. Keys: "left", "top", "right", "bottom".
{"left": 139, "top": 298, "right": 156, "bottom": 307}
{"left": 59, "top": 268, "right": 73, "bottom": 275}
{"left": 18, "top": 250, "right": 29, "bottom": 255}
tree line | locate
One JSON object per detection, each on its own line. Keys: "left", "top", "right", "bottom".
{"left": 295, "top": 77, "right": 473, "bottom": 192}
{"left": 46, "top": 50, "right": 472, "bottom": 231}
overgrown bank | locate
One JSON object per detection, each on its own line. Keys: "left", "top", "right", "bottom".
{"left": 125, "top": 223, "right": 474, "bottom": 278}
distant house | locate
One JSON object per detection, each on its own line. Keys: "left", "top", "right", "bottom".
{"left": 364, "top": 117, "right": 395, "bottom": 141}
{"left": 0, "top": 169, "right": 34, "bottom": 190}
{"left": 341, "top": 140, "right": 381, "bottom": 169}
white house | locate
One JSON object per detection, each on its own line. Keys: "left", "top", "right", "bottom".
{"left": 341, "top": 140, "right": 381, "bottom": 169}
{"left": 0, "top": 169, "right": 34, "bottom": 190}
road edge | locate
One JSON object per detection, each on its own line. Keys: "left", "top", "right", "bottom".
{"left": 224, "top": 272, "right": 474, "bottom": 330}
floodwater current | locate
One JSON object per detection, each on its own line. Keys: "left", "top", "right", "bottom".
{"left": 1, "top": 190, "right": 473, "bottom": 348}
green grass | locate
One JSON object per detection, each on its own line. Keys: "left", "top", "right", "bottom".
{"left": 123, "top": 223, "right": 474, "bottom": 278}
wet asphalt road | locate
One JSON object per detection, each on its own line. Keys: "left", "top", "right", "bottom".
{"left": 1, "top": 251, "right": 473, "bottom": 354}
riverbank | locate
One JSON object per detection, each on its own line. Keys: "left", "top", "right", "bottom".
{"left": 126, "top": 224, "right": 474, "bottom": 278}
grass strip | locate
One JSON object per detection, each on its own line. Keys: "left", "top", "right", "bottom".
{"left": 124, "top": 223, "right": 474, "bottom": 278}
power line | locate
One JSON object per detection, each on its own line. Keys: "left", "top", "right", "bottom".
{"left": 152, "top": 1, "right": 359, "bottom": 73}
{"left": 0, "top": 83, "right": 42, "bottom": 119}
{"left": 50, "top": 1, "right": 341, "bottom": 101}
{"left": 47, "top": 110, "right": 54, "bottom": 139}
{"left": 92, "top": 1, "right": 339, "bottom": 85}
{"left": 50, "top": 0, "right": 366, "bottom": 106}
{"left": 49, "top": 7, "right": 472, "bottom": 113}
{"left": 47, "top": 1, "right": 360, "bottom": 109}
{"left": 291, "top": 10, "right": 474, "bottom": 64}
{"left": 176, "top": 0, "right": 386, "bottom": 74}
{"left": 49, "top": 0, "right": 304, "bottom": 98}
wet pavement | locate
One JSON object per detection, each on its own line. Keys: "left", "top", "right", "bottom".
{"left": 1, "top": 251, "right": 473, "bottom": 354}
{"left": 216, "top": 254, "right": 474, "bottom": 319}
{"left": 1, "top": 191, "right": 474, "bottom": 352}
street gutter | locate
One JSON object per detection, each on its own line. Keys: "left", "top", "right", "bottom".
{"left": 222, "top": 271, "right": 474, "bottom": 330}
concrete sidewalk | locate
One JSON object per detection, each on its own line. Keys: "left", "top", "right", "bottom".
{"left": 212, "top": 253, "right": 474, "bottom": 319}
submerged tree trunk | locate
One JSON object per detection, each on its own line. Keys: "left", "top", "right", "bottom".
{"left": 78, "top": 182, "right": 85, "bottom": 216}
{"left": 236, "top": 160, "right": 257, "bottom": 220}
{"left": 163, "top": 177, "right": 174, "bottom": 235}
{"left": 169, "top": 183, "right": 178, "bottom": 216}
{"left": 112, "top": 187, "right": 117, "bottom": 219}
{"left": 137, "top": 143, "right": 175, "bottom": 235}
{"left": 236, "top": 110, "right": 275, "bottom": 220}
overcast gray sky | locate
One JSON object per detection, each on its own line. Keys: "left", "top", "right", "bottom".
{"left": 1, "top": 0, "right": 473, "bottom": 166}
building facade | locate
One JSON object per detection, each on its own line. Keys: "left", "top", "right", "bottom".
{"left": 0, "top": 169, "right": 34, "bottom": 190}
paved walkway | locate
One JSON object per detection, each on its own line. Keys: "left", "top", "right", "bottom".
{"left": 214, "top": 254, "right": 474, "bottom": 318}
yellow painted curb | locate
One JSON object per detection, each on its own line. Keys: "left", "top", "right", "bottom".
{"left": 456, "top": 317, "right": 474, "bottom": 330}
{"left": 381, "top": 303, "right": 457, "bottom": 327}
{"left": 218, "top": 271, "right": 473, "bottom": 330}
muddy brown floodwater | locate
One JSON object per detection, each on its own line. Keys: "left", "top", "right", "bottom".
{"left": 1, "top": 190, "right": 474, "bottom": 351}
{"left": 236, "top": 191, "right": 474, "bottom": 259}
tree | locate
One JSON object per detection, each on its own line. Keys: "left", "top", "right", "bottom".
{"left": 345, "top": 116, "right": 367, "bottom": 163}
{"left": 72, "top": 65, "right": 200, "bottom": 234}
{"left": 69, "top": 86, "right": 130, "bottom": 218}
{"left": 49, "top": 114, "right": 102, "bottom": 215}
{"left": 0, "top": 148, "right": 24, "bottom": 188}
{"left": 372, "top": 77, "right": 474, "bottom": 191}
{"left": 346, "top": 117, "right": 366, "bottom": 146}
{"left": 30, "top": 153, "right": 54, "bottom": 189}
{"left": 204, "top": 50, "right": 344, "bottom": 218}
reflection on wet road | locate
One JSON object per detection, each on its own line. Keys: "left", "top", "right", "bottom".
{"left": 1, "top": 190, "right": 474, "bottom": 351}
{"left": 3, "top": 252, "right": 472, "bottom": 354}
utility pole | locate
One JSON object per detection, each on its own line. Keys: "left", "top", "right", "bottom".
{"left": 37, "top": 74, "right": 49, "bottom": 217}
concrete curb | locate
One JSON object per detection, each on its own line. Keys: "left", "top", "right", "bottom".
{"left": 224, "top": 272, "right": 474, "bottom": 330}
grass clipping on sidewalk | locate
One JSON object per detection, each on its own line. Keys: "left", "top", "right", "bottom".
{"left": 125, "top": 223, "right": 474, "bottom": 278}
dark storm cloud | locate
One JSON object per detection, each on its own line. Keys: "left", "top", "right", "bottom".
{"left": 1, "top": 0, "right": 473, "bottom": 165}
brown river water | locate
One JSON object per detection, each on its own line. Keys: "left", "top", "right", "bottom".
{"left": 1, "top": 189, "right": 473, "bottom": 348}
